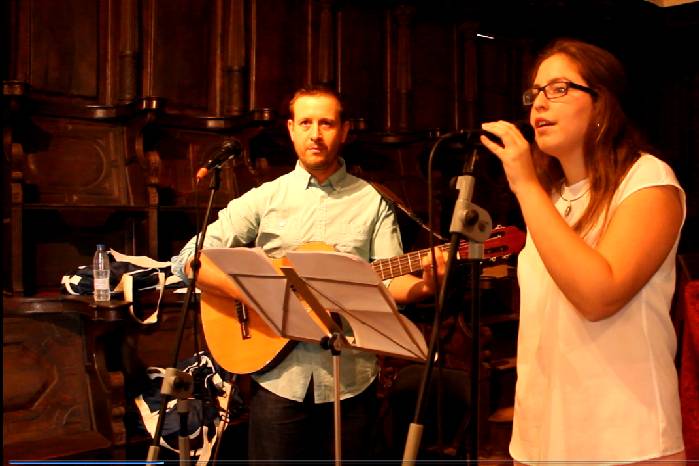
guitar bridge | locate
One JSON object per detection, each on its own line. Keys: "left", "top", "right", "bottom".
{"left": 236, "top": 301, "right": 251, "bottom": 339}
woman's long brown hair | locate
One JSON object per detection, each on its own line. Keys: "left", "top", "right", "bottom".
{"left": 529, "top": 39, "right": 649, "bottom": 235}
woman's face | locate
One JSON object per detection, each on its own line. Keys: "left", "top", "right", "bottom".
{"left": 529, "top": 53, "right": 595, "bottom": 162}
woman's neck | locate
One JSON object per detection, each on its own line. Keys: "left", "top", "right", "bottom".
{"left": 557, "top": 150, "right": 587, "bottom": 186}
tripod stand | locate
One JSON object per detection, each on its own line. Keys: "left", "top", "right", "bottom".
{"left": 146, "top": 167, "right": 224, "bottom": 464}
{"left": 402, "top": 141, "right": 492, "bottom": 464}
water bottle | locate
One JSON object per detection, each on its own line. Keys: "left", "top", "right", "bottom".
{"left": 93, "top": 244, "right": 111, "bottom": 302}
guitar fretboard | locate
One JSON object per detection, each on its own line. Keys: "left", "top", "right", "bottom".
{"left": 369, "top": 226, "right": 522, "bottom": 281}
{"left": 371, "top": 244, "right": 453, "bottom": 280}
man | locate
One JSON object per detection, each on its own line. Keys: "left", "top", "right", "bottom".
{"left": 172, "top": 85, "right": 444, "bottom": 463}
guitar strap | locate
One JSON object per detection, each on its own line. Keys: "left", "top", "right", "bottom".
{"left": 370, "top": 181, "right": 448, "bottom": 242}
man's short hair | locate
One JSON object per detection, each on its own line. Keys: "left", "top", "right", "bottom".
{"left": 288, "top": 85, "right": 345, "bottom": 122}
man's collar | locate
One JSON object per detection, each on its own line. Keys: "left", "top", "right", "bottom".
{"left": 293, "top": 158, "right": 347, "bottom": 190}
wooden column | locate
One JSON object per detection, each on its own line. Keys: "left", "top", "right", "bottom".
{"left": 3, "top": 81, "right": 28, "bottom": 295}
{"left": 459, "top": 23, "right": 478, "bottom": 130}
{"left": 224, "top": 0, "right": 247, "bottom": 116}
{"left": 394, "top": 5, "right": 414, "bottom": 132}
{"left": 316, "top": 0, "right": 335, "bottom": 86}
{"left": 118, "top": 0, "right": 138, "bottom": 103}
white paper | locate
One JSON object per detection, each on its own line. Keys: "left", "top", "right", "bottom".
{"left": 109, "top": 249, "right": 171, "bottom": 269}
{"left": 200, "top": 247, "right": 427, "bottom": 361}
{"left": 285, "top": 250, "right": 427, "bottom": 361}
{"left": 200, "top": 248, "right": 326, "bottom": 343}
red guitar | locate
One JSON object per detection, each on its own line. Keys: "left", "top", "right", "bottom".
{"left": 200, "top": 225, "right": 525, "bottom": 374}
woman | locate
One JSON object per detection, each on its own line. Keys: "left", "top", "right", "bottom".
{"left": 480, "top": 39, "right": 686, "bottom": 464}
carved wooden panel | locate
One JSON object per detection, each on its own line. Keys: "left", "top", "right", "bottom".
{"left": 22, "top": 117, "right": 144, "bottom": 206}
{"left": 3, "top": 297, "right": 129, "bottom": 459}
{"left": 3, "top": 313, "right": 108, "bottom": 453}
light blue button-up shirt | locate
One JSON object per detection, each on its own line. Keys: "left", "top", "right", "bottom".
{"left": 171, "top": 160, "right": 404, "bottom": 402}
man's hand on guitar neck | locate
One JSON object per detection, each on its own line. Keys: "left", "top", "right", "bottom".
{"left": 389, "top": 247, "right": 447, "bottom": 304}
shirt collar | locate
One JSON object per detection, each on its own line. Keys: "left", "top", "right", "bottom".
{"left": 292, "top": 158, "right": 348, "bottom": 191}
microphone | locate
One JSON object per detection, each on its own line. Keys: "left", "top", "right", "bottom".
{"left": 439, "top": 120, "right": 534, "bottom": 144}
{"left": 196, "top": 139, "right": 243, "bottom": 181}
{"left": 480, "top": 120, "right": 534, "bottom": 145}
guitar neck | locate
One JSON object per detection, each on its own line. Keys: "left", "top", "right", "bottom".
{"left": 372, "top": 244, "right": 451, "bottom": 280}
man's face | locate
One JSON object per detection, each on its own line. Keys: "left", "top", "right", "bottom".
{"left": 287, "top": 94, "right": 350, "bottom": 182}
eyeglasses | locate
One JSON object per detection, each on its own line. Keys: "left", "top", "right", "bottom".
{"left": 522, "top": 81, "right": 597, "bottom": 106}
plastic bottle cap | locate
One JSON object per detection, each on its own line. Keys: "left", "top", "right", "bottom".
{"left": 97, "top": 244, "right": 106, "bottom": 250}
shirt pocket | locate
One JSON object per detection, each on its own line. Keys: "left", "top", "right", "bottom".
{"left": 257, "top": 211, "right": 298, "bottom": 255}
{"left": 333, "top": 221, "right": 373, "bottom": 257}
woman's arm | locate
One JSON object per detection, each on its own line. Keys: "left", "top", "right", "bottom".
{"left": 516, "top": 182, "right": 683, "bottom": 321}
{"left": 480, "top": 121, "right": 683, "bottom": 321}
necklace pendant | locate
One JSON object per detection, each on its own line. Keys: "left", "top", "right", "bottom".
{"left": 564, "top": 204, "right": 572, "bottom": 217}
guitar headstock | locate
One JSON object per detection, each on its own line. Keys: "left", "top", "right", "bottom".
{"left": 456, "top": 225, "right": 525, "bottom": 262}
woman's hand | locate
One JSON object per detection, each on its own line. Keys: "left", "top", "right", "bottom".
{"left": 480, "top": 120, "right": 538, "bottom": 195}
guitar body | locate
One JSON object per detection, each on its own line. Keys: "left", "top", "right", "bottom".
{"left": 200, "top": 292, "right": 295, "bottom": 374}
{"left": 199, "top": 231, "right": 524, "bottom": 374}
{"left": 200, "top": 242, "right": 334, "bottom": 374}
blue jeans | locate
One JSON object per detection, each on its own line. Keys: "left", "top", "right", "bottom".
{"left": 247, "top": 379, "right": 379, "bottom": 464}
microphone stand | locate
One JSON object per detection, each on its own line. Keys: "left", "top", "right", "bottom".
{"left": 146, "top": 166, "right": 224, "bottom": 463}
{"left": 402, "top": 145, "right": 492, "bottom": 465}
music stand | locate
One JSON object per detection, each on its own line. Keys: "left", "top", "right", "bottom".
{"left": 200, "top": 247, "right": 428, "bottom": 465}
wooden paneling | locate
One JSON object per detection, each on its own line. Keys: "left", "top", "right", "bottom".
{"left": 336, "top": 3, "right": 385, "bottom": 127}
{"left": 28, "top": 0, "right": 98, "bottom": 98}
{"left": 412, "top": 16, "right": 454, "bottom": 132}
{"left": 12, "top": 0, "right": 128, "bottom": 108}
{"left": 249, "top": 0, "right": 307, "bottom": 114}
{"left": 23, "top": 117, "right": 141, "bottom": 206}
{"left": 144, "top": 0, "right": 215, "bottom": 113}
{"left": 2, "top": 0, "right": 698, "bottom": 295}
{"left": 155, "top": 128, "right": 250, "bottom": 206}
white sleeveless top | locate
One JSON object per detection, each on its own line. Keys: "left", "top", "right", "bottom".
{"left": 510, "top": 154, "right": 686, "bottom": 464}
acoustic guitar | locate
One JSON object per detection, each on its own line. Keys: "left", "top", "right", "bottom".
{"left": 200, "top": 225, "right": 525, "bottom": 374}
